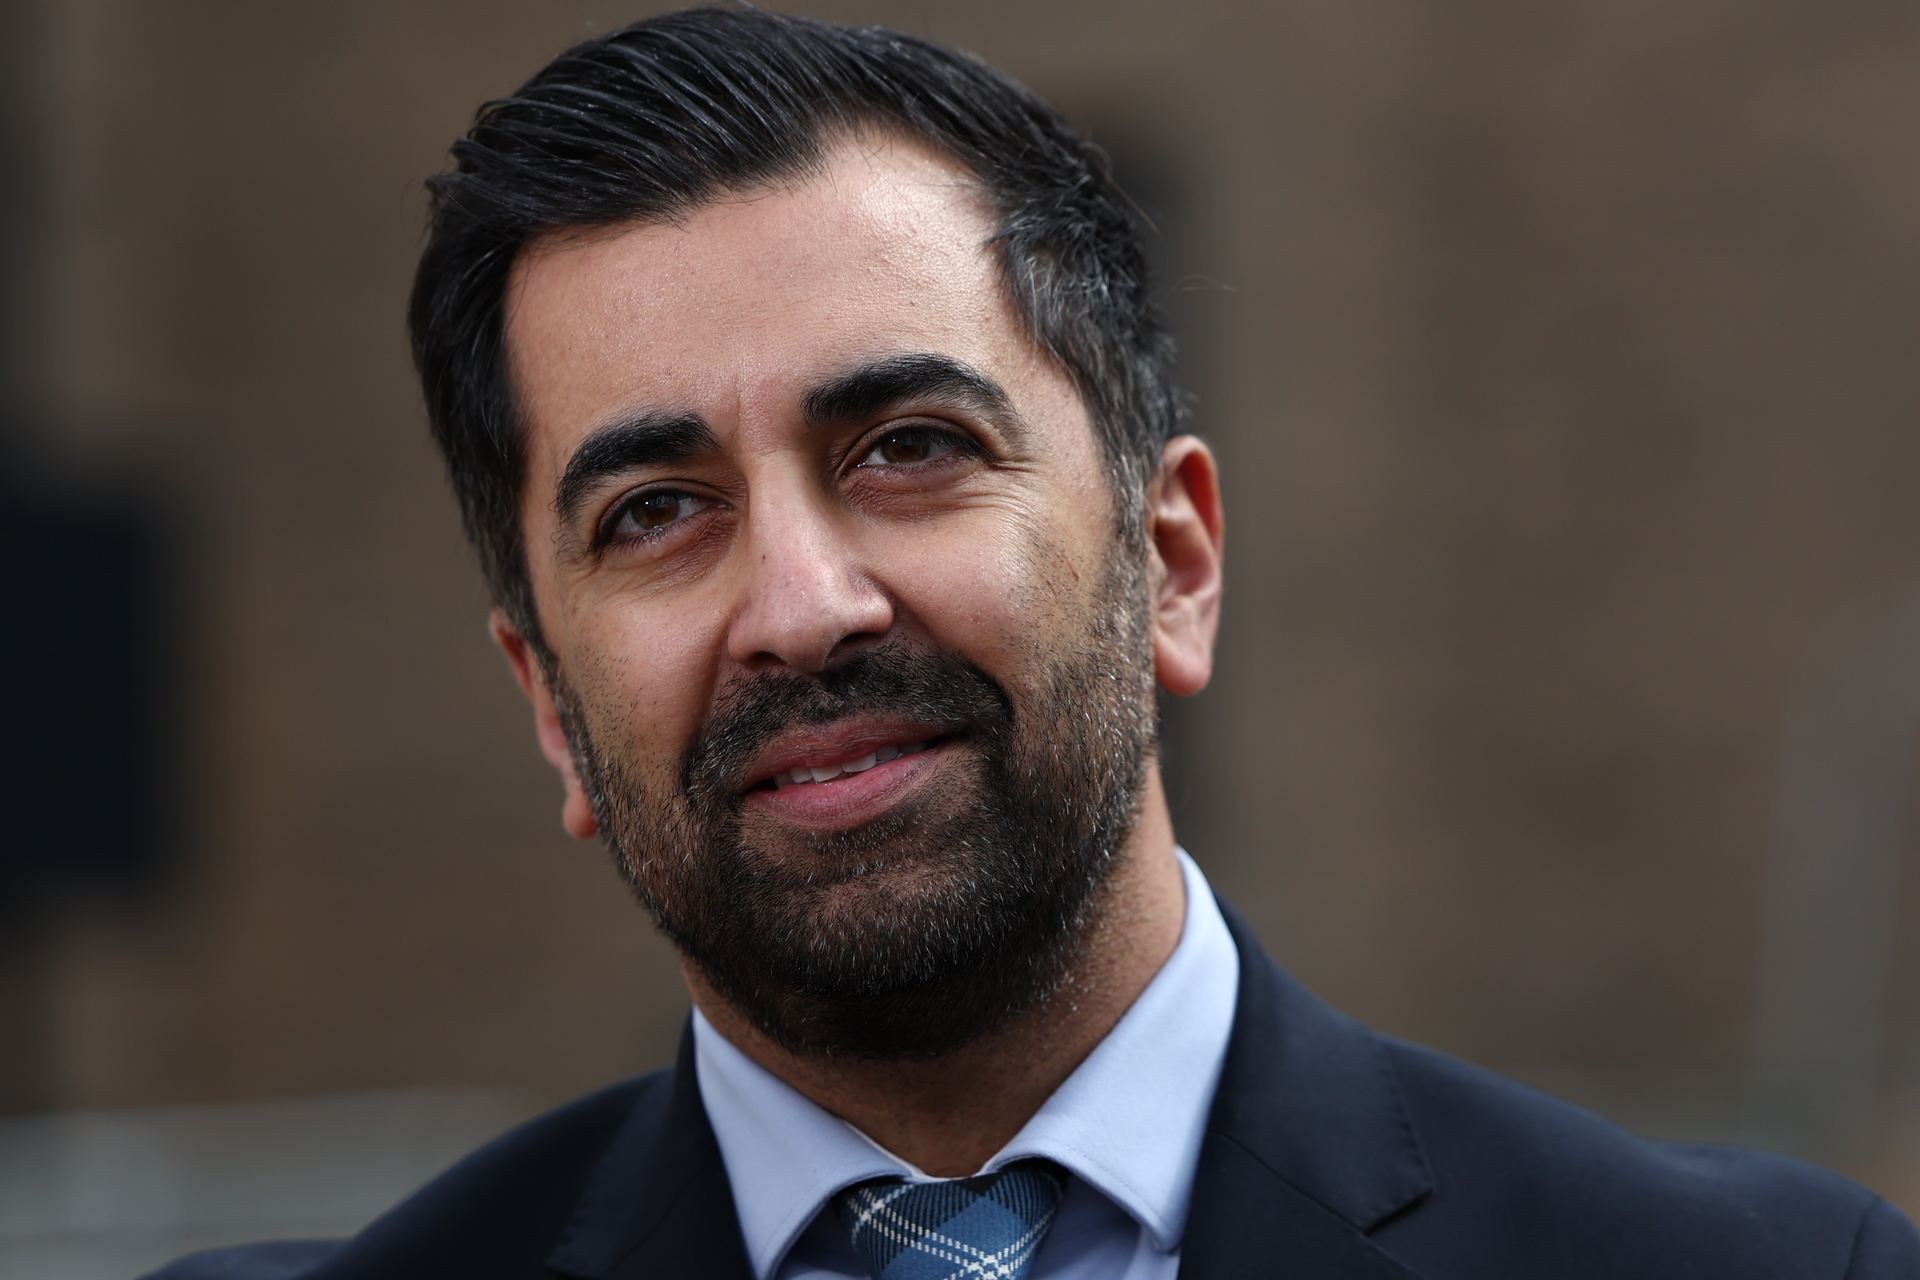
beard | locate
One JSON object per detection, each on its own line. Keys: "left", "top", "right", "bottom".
{"left": 549, "top": 546, "right": 1157, "bottom": 1060}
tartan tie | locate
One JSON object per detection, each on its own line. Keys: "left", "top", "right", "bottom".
{"left": 834, "top": 1163, "right": 1064, "bottom": 1280}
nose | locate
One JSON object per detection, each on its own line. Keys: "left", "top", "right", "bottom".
{"left": 723, "top": 484, "right": 894, "bottom": 673}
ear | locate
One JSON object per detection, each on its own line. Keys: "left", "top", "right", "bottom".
{"left": 489, "top": 610, "right": 599, "bottom": 840}
{"left": 1146, "top": 436, "right": 1224, "bottom": 697}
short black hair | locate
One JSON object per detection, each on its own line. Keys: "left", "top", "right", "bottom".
{"left": 409, "top": 6, "right": 1186, "bottom": 653}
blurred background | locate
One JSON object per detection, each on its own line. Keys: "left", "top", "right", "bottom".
{"left": 3, "top": 1, "right": 1917, "bottom": 1274}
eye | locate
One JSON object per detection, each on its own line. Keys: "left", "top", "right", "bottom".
{"left": 601, "top": 489, "right": 714, "bottom": 545}
{"left": 854, "top": 425, "right": 975, "bottom": 469}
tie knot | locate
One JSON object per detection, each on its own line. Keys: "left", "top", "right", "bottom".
{"left": 834, "top": 1162, "right": 1064, "bottom": 1280}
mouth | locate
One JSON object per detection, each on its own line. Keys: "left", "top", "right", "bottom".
{"left": 740, "top": 723, "right": 958, "bottom": 831}
{"left": 754, "top": 736, "right": 940, "bottom": 790}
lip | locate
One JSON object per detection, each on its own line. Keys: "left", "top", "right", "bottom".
{"left": 740, "top": 718, "right": 956, "bottom": 832}
{"left": 741, "top": 718, "right": 950, "bottom": 792}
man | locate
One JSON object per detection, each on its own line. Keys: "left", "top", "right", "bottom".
{"left": 155, "top": 9, "right": 1916, "bottom": 1279}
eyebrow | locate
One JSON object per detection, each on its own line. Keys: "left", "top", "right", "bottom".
{"left": 549, "top": 353, "right": 1023, "bottom": 532}
{"left": 803, "top": 353, "right": 1027, "bottom": 443}
{"left": 553, "top": 412, "right": 718, "bottom": 530}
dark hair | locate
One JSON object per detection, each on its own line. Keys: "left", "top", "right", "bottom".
{"left": 409, "top": 6, "right": 1185, "bottom": 652}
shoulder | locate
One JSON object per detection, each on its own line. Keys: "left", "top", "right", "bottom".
{"left": 1207, "top": 900, "right": 1918, "bottom": 1277}
{"left": 1375, "top": 1037, "right": 1920, "bottom": 1278}
{"left": 142, "top": 1070, "right": 675, "bottom": 1280}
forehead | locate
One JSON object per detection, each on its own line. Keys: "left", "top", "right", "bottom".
{"left": 502, "top": 133, "right": 1071, "bottom": 470}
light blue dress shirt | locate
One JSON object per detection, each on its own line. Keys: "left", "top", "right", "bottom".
{"left": 692, "top": 848, "right": 1241, "bottom": 1280}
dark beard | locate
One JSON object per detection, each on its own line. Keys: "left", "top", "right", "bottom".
{"left": 552, "top": 552, "right": 1156, "bottom": 1059}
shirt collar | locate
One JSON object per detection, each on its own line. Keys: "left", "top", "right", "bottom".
{"left": 693, "top": 847, "right": 1240, "bottom": 1279}
{"left": 985, "top": 848, "right": 1239, "bottom": 1249}
{"left": 692, "top": 1009, "right": 897, "bottom": 1280}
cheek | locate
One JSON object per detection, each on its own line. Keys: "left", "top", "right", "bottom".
{"left": 877, "top": 506, "right": 1090, "bottom": 686}
{"left": 561, "top": 601, "right": 721, "bottom": 770}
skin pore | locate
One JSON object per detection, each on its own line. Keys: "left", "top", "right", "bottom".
{"left": 490, "top": 131, "right": 1224, "bottom": 1176}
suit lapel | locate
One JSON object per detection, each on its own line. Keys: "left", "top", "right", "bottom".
{"left": 546, "top": 1027, "right": 754, "bottom": 1280}
{"left": 1179, "top": 904, "right": 1435, "bottom": 1279}
{"left": 1180, "top": 1137, "right": 1431, "bottom": 1279}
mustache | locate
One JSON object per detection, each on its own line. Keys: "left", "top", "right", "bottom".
{"left": 680, "top": 644, "right": 1012, "bottom": 803}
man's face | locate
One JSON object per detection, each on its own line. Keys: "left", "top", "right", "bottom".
{"left": 500, "top": 134, "right": 1161, "bottom": 1056}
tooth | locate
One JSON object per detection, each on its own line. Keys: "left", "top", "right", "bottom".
{"left": 841, "top": 752, "right": 878, "bottom": 774}
{"left": 789, "top": 768, "right": 813, "bottom": 786}
{"left": 874, "top": 745, "right": 901, "bottom": 764}
{"left": 808, "top": 765, "right": 841, "bottom": 784}
{"left": 898, "top": 741, "right": 925, "bottom": 756}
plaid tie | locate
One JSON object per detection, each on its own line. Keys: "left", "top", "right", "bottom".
{"left": 834, "top": 1163, "right": 1064, "bottom": 1280}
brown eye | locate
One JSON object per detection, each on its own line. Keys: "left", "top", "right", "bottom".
{"left": 856, "top": 427, "right": 968, "bottom": 468}
{"left": 606, "top": 490, "right": 712, "bottom": 543}
{"left": 632, "top": 493, "right": 683, "bottom": 527}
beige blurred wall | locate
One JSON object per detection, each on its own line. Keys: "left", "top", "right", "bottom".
{"left": 8, "top": 0, "right": 1917, "bottom": 1210}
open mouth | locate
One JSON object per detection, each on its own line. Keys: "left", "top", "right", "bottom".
{"left": 754, "top": 736, "right": 945, "bottom": 791}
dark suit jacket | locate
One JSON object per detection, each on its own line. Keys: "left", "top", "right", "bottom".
{"left": 151, "top": 904, "right": 1919, "bottom": 1278}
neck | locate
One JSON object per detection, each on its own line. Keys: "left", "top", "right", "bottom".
{"left": 686, "top": 776, "right": 1186, "bottom": 1178}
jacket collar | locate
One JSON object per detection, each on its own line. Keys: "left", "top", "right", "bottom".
{"left": 1179, "top": 902, "right": 1435, "bottom": 1277}
{"left": 546, "top": 893, "right": 1434, "bottom": 1280}
{"left": 546, "top": 1028, "right": 754, "bottom": 1280}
